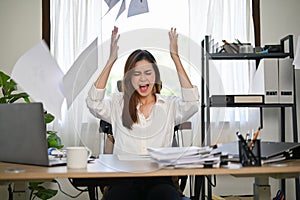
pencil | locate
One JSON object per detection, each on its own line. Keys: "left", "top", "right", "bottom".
{"left": 249, "top": 127, "right": 261, "bottom": 149}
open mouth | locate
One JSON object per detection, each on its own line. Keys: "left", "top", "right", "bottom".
{"left": 139, "top": 84, "right": 149, "bottom": 93}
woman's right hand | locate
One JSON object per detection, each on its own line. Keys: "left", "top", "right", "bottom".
{"left": 109, "top": 26, "right": 120, "bottom": 62}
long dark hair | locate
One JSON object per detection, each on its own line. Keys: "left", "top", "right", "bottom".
{"left": 122, "top": 49, "right": 162, "bottom": 129}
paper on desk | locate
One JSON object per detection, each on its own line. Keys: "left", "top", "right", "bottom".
{"left": 147, "top": 146, "right": 212, "bottom": 161}
{"left": 97, "top": 154, "right": 158, "bottom": 172}
{"left": 293, "top": 35, "right": 300, "bottom": 69}
{"left": 158, "top": 156, "right": 221, "bottom": 168}
{"left": 147, "top": 146, "right": 211, "bottom": 154}
{"left": 11, "top": 41, "right": 64, "bottom": 119}
{"left": 63, "top": 38, "right": 98, "bottom": 108}
{"left": 147, "top": 146, "right": 221, "bottom": 168}
{"left": 117, "top": 154, "right": 151, "bottom": 161}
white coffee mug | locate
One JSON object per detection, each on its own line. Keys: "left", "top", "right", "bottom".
{"left": 67, "top": 146, "right": 91, "bottom": 169}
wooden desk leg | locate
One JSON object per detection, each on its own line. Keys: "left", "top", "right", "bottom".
{"left": 253, "top": 177, "right": 270, "bottom": 200}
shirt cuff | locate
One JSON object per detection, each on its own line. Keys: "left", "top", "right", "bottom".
{"left": 181, "top": 86, "right": 199, "bottom": 102}
{"left": 88, "top": 84, "right": 106, "bottom": 101}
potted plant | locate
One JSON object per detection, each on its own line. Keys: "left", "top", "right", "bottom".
{"left": 0, "top": 71, "right": 63, "bottom": 200}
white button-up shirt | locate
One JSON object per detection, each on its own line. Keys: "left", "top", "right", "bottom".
{"left": 86, "top": 85, "right": 199, "bottom": 155}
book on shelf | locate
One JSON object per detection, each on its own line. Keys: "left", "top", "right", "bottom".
{"left": 209, "top": 95, "right": 264, "bottom": 105}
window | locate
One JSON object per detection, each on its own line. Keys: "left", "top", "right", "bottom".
{"left": 49, "top": 0, "right": 256, "bottom": 147}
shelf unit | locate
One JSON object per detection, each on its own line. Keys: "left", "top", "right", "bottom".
{"left": 199, "top": 35, "right": 299, "bottom": 200}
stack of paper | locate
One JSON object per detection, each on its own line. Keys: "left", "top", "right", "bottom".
{"left": 147, "top": 146, "right": 220, "bottom": 168}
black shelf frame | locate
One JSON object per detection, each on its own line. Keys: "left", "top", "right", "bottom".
{"left": 198, "top": 35, "right": 299, "bottom": 200}
{"left": 209, "top": 52, "right": 290, "bottom": 60}
{"left": 203, "top": 34, "right": 297, "bottom": 143}
{"left": 209, "top": 103, "right": 294, "bottom": 107}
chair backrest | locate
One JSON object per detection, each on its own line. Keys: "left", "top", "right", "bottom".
{"left": 99, "top": 120, "right": 113, "bottom": 135}
{"left": 173, "top": 121, "right": 192, "bottom": 147}
{"left": 98, "top": 80, "right": 121, "bottom": 154}
{"left": 99, "top": 120, "right": 192, "bottom": 153}
{"left": 99, "top": 120, "right": 114, "bottom": 154}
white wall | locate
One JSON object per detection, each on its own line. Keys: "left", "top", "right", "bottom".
{"left": 0, "top": 0, "right": 42, "bottom": 199}
{"left": 261, "top": 0, "right": 300, "bottom": 142}
{"left": 260, "top": 0, "right": 300, "bottom": 199}
{"left": 261, "top": 0, "right": 300, "bottom": 45}
{"left": 0, "top": 0, "right": 42, "bottom": 75}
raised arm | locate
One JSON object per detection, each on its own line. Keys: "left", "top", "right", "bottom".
{"left": 94, "top": 26, "right": 120, "bottom": 89}
{"left": 168, "top": 28, "right": 193, "bottom": 88}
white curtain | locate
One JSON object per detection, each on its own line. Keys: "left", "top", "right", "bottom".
{"left": 50, "top": 0, "right": 256, "bottom": 151}
{"left": 50, "top": 0, "right": 102, "bottom": 151}
{"left": 51, "top": 0, "right": 102, "bottom": 73}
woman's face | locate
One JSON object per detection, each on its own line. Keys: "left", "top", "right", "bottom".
{"left": 131, "top": 59, "right": 156, "bottom": 97}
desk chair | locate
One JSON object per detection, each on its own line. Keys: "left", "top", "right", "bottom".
{"left": 70, "top": 120, "right": 193, "bottom": 200}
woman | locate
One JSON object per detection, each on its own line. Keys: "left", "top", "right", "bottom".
{"left": 86, "top": 26, "right": 199, "bottom": 200}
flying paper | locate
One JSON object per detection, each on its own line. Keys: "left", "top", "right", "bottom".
{"left": 103, "top": 0, "right": 149, "bottom": 20}
{"left": 63, "top": 38, "right": 98, "bottom": 108}
{"left": 104, "top": 0, "right": 120, "bottom": 12}
{"left": 128, "top": 0, "right": 149, "bottom": 17}
{"left": 116, "top": 0, "right": 126, "bottom": 20}
{"left": 11, "top": 41, "right": 64, "bottom": 119}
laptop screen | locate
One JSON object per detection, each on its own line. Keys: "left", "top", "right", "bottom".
{"left": 0, "top": 102, "right": 50, "bottom": 166}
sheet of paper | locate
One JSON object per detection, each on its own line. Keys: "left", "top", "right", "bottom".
{"left": 293, "top": 35, "right": 300, "bottom": 69}
{"left": 97, "top": 154, "right": 158, "bottom": 172}
{"left": 63, "top": 38, "right": 98, "bottom": 108}
{"left": 11, "top": 41, "right": 64, "bottom": 119}
{"left": 104, "top": 0, "right": 149, "bottom": 20}
{"left": 103, "top": 0, "right": 124, "bottom": 19}
{"left": 128, "top": 0, "right": 149, "bottom": 17}
{"left": 117, "top": 154, "right": 151, "bottom": 161}
{"left": 116, "top": 0, "right": 126, "bottom": 20}
{"left": 147, "top": 146, "right": 212, "bottom": 161}
{"left": 104, "top": 0, "right": 120, "bottom": 12}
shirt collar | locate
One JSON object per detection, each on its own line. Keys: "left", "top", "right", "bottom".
{"left": 155, "top": 93, "right": 166, "bottom": 104}
{"left": 136, "top": 93, "right": 165, "bottom": 110}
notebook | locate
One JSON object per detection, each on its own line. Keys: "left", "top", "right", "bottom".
{"left": 0, "top": 102, "right": 66, "bottom": 166}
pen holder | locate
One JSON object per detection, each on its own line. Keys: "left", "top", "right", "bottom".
{"left": 238, "top": 139, "right": 261, "bottom": 166}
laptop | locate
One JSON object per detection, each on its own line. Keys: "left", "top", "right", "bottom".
{"left": 0, "top": 102, "right": 66, "bottom": 166}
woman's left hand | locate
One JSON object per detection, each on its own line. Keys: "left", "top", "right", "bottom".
{"left": 168, "top": 27, "right": 179, "bottom": 59}
{"left": 168, "top": 28, "right": 193, "bottom": 88}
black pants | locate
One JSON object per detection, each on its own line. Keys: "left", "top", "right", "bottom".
{"left": 103, "top": 177, "right": 181, "bottom": 200}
